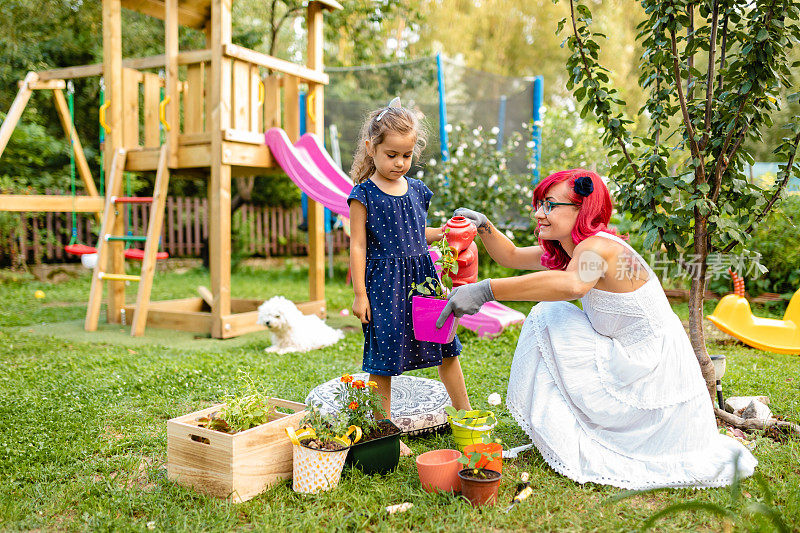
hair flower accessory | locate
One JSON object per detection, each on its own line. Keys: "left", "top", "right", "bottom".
{"left": 376, "top": 96, "right": 402, "bottom": 121}
{"left": 573, "top": 176, "right": 594, "bottom": 197}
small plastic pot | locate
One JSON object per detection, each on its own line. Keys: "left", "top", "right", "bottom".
{"left": 458, "top": 468, "right": 502, "bottom": 506}
{"left": 448, "top": 410, "right": 496, "bottom": 450}
{"left": 345, "top": 420, "right": 401, "bottom": 475}
{"left": 412, "top": 296, "right": 458, "bottom": 344}
{"left": 416, "top": 449, "right": 463, "bottom": 493}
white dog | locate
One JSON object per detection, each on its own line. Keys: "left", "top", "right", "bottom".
{"left": 257, "top": 296, "right": 344, "bottom": 354}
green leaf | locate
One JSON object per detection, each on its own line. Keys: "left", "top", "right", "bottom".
{"left": 756, "top": 28, "right": 769, "bottom": 42}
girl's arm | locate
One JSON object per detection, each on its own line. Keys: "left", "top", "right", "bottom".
{"left": 476, "top": 222, "right": 546, "bottom": 271}
{"left": 425, "top": 225, "right": 444, "bottom": 244}
{"left": 349, "top": 200, "right": 371, "bottom": 323}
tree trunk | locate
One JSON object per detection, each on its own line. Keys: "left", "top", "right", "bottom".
{"left": 688, "top": 213, "right": 717, "bottom": 401}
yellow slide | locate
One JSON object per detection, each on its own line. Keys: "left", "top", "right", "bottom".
{"left": 707, "top": 272, "right": 800, "bottom": 355}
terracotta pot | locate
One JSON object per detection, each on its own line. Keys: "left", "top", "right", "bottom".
{"left": 416, "top": 449, "right": 463, "bottom": 493}
{"left": 462, "top": 442, "right": 503, "bottom": 473}
{"left": 444, "top": 217, "right": 479, "bottom": 287}
{"left": 458, "top": 468, "right": 502, "bottom": 506}
{"left": 412, "top": 295, "right": 458, "bottom": 343}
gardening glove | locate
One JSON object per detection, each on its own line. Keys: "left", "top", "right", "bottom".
{"left": 454, "top": 208, "right": 490, "bottom": 230}
{"left": 436, "top": 279, "right": 495, "bottom": 328}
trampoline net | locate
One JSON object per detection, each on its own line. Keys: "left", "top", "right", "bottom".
{"left": 324, "top": 56, "right": 535, "bottom": 175}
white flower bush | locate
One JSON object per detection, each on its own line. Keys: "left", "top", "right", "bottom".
{"left": 419, "top": 101, "right": 609, "bottom": 249}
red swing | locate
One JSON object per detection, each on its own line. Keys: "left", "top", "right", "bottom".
{"left": 65, "top": 242, "right": 97, "bottom": 256}
{"left": 63, "top": 84, "right": 98, "bottom": 258}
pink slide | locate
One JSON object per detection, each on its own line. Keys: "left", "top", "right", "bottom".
{"left": 265, "top": 126, "right": 525, "bottom": 338}
{"left": 295, "top": 133, "right": 354, "bottom": 197}
{"left": 265, "top": 128, "right": 350, "bottom": 218}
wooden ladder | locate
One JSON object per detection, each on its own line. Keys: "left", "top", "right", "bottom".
{"left": 85, "top": 145, "right": 170, "bottom": 336}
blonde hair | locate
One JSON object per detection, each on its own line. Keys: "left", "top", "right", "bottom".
{"left": 350, "top": 105, "right": 427, "bottom": 184}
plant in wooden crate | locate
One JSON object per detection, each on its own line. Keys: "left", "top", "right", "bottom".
{"left": 286, "top": 405, "right": 361, "bottom": 494}
{"left": 166, "top": 375, "right": 306, "bottom": 503}
{"left": 457, "top": 434, "right": 504, "bottom": 506}
{"left": 195, "top": 376, "right": 275, "bottom": 434}
{"left": 335, "top": 374, "right": 402, "bottom": 474}
{"left": 409, "top": 229, "right": 460, "bottom": 343}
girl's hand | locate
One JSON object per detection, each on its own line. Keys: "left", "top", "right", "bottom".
{"left": 353, "top": 293, "right": 372, "bottom": 324}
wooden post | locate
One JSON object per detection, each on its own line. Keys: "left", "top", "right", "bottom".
{"left": 165, "top": 0, "right": 180, "bottom": 167}
{"left": 85, "top": 149, "right": 127, "bottom": 331}
{"left": 103, "top": 0, "right": 125, "bottom": 323}
{"left": 264, "top": 75, "right": 281, "bottom": 130}
{"left": 209, "top": 0, "right": 233, "bottom": 338}
{"left": 122, "top": 68, "right": 141, "bottom": 149}
{"left": 131, "top": 145, "right": 170, "bottom": 336}
{"left": 283, "top": 76, "right": 299, "bottom": 142}
{"left": 0, "top": 72, "right": 38, "bottom": 159}
{"left": 185, "top": 64, "right": 205, "bottom": 134}
{"left": 306, "top": 1, "right": 325, "bottom": 308}
{"left": 143, "top": 72, "right": 161, "bottom": 147}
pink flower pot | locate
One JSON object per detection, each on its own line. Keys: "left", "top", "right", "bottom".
{"left": 412, "top": 296, "right": 458, "bottom": 344}
{"left": 416, "top": 449, "right": 463, "bottom": 493}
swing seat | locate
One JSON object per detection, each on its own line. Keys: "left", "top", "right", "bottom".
{"left": 124, "top": 248, "right": 169, "bottom": 261}
{"left": 64, "top": 243, "right": 97, "bottom": 256}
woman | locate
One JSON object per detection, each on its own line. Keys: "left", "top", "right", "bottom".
{"left": 437, "top": 168, "right": 756, "bottom": 489}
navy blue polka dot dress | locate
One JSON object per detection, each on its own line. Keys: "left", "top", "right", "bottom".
{"left": 348, "top": 177, "right": 462, "bottom": 376}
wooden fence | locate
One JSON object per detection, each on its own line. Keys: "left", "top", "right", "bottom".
{"left": 1, "top": 197, "right": 349, "bottom": 265}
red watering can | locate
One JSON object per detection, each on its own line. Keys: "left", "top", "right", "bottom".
{"left": 444, "top": 216, "right": 478, "bottom": 287}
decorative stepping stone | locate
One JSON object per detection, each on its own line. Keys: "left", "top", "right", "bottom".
{"left": 305, "top": 373, "right": 452, "bottom": 436}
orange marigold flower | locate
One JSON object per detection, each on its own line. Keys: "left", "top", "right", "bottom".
{"left": 340, "top": 374, "right": 353, "bottom": 383}
{"left": 348, "top": 401, "right": 358, "bottom": 410}
{"left": 352, "top": 380, "right": 365, "bottom": 389}
{"left": 367, "top": 380, "right": 378, "bottom": 388}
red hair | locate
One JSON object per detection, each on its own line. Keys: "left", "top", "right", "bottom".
{"left": 533, "top": 168, "right": 619, "bottom": 270}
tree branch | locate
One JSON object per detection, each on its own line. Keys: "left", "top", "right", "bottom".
{"left": 701, "top": 0, "right": 720, "bottom": 151}
{"left": 715, "top": 407, "right": 800, "bottom": 436}
{"left": 713, "top": 0, "right": 777, "bottom": 192}
{"left": 717, "top": 4, "right": 729, "bottom": 93}
{"left": 687, "top": 2, "right": 695, "bottom": 101}
{"left": 670, "top": 25, "right": 706, "bottom": 182}
{"left": 722, "top": 130, "right": 800, "bottom": 253}
{"left": 271, "top": 3, "right": 305, "bottom": 57}
{"left": 569, "top": 0, "right": 643, "bottom": 182}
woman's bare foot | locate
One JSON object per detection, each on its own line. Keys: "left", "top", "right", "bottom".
{"left": 400, "top": 440, "right": 412, "bottom": 456}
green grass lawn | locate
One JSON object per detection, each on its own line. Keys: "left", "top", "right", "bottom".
{"left": 1, "top": 261, "right": 798, "bottom": 531}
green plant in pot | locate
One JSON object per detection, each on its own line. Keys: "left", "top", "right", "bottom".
{"left": 457, "top": 434, "right": 503, "bottom": 506}
{"left": 335, "top": 374, "right": 401, "bottom": 475}
{"left": 445, "top": 405, "right": 497, "bottom": 450}
{"left": 409, "top": 230, "right": 460, "bottom": 343}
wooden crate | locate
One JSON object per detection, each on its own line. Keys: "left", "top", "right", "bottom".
{"left": 167, "top": 398, "right": 306, "bottom": 502}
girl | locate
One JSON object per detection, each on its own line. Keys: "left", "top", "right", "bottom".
{"left": 348, "top": 99, "right": 471, "bottom": 455}
{"left": 438, "top": 169, "right": 756, "bottom": 489}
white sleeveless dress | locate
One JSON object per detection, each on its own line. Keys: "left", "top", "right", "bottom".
{"left": 506, "top": 231, "right": 757, "bottom": 489}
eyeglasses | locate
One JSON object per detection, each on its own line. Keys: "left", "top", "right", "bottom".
{"left": 534, "top": 199, "right": 580, "bottom": 216}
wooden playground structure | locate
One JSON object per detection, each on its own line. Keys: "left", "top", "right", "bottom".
{"left": 0, "top": 0, "right": 341, "bottom": 338}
